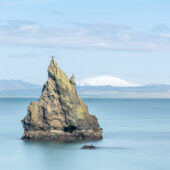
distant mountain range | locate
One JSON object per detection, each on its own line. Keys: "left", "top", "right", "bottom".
{"left": 0, "top": 80, "right": 42, "bottom": 97}
{"left": 0, "top": 79, "right": 170, "bottom": 98}
{"left": 0, "top": 80, "right": 41, "bottom": 91}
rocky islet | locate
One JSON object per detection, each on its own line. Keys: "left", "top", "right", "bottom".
{"left": 22, "top": 58, "right": 103, "bottom": 141}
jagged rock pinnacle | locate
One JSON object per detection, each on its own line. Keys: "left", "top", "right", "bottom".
{"left": 70, "top": 74, "right": 76, "bottom": 85}
{"left": 21, "top": 58, "right": 102, "bottom": 141}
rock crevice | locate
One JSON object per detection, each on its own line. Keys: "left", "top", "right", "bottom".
{"left": 22, "top": 59, "right": 102, "bottom": 140}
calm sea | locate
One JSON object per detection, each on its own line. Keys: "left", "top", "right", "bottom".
{"left": 0, "top": 98, "right": 170, "bottom": 170}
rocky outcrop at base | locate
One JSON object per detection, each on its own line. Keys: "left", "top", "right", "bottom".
{"left": 21, "top": 58, "right": 102, "bottom": 141}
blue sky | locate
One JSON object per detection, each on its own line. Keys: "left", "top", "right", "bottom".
{"left": 0, "top": 0, "right": 170, "bottom": 85}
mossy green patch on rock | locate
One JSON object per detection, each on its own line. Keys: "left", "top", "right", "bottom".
{"left": 22, "top": 58, "right": 102, "bottom": 141}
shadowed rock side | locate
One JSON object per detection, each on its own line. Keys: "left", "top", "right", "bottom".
{"left": 22, "top": 59, "right": 102, "bottom": 141}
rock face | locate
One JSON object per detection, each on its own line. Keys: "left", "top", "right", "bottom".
{"left": 22, "top": 59, "right": 102, "bottom": 141}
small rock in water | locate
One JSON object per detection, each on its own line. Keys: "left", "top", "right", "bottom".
{"left": 81, "top": 145, "right": 96, "bottom": 149}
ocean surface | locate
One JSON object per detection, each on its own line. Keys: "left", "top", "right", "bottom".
{"left": 0, "top": 98, "right": 170, "bottom": 170}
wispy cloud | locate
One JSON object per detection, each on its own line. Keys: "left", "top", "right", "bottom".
{"left": 7, "top": 52, "right": 40, "bottom": 58}
{"left": 1, "top": 20, "right": 170, "bottom": 52}
{"left": 6, "top": 0, "right": 59, "bottom": 4}
{"left": 152, "top": 24, "right": 170, "bottom": 34}
{"left": 53, "top": 11, "right": 65, "bottom": 16}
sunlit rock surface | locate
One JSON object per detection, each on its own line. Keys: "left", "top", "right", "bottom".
{"left": 22, "top": 59, "right": 102, "bottom": 141}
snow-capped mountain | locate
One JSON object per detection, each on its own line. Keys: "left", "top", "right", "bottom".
{"left": 77, "top": 75, "right": 140, "bottom": 87}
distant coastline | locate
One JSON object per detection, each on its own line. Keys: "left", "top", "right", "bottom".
{"left": 1, "top": 80, "right": 170, "bottom": 98}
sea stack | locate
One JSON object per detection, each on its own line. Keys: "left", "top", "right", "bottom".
{"left": 21, "top": 58, "right": 102, "bottom": 141}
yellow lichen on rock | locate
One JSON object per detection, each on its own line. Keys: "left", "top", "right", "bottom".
{"left": 29, "top": 102, "right": 39, "bottom": 122}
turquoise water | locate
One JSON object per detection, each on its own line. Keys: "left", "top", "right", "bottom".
{"left": 0, "top": 98, "right": 170, "bottom": 170}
